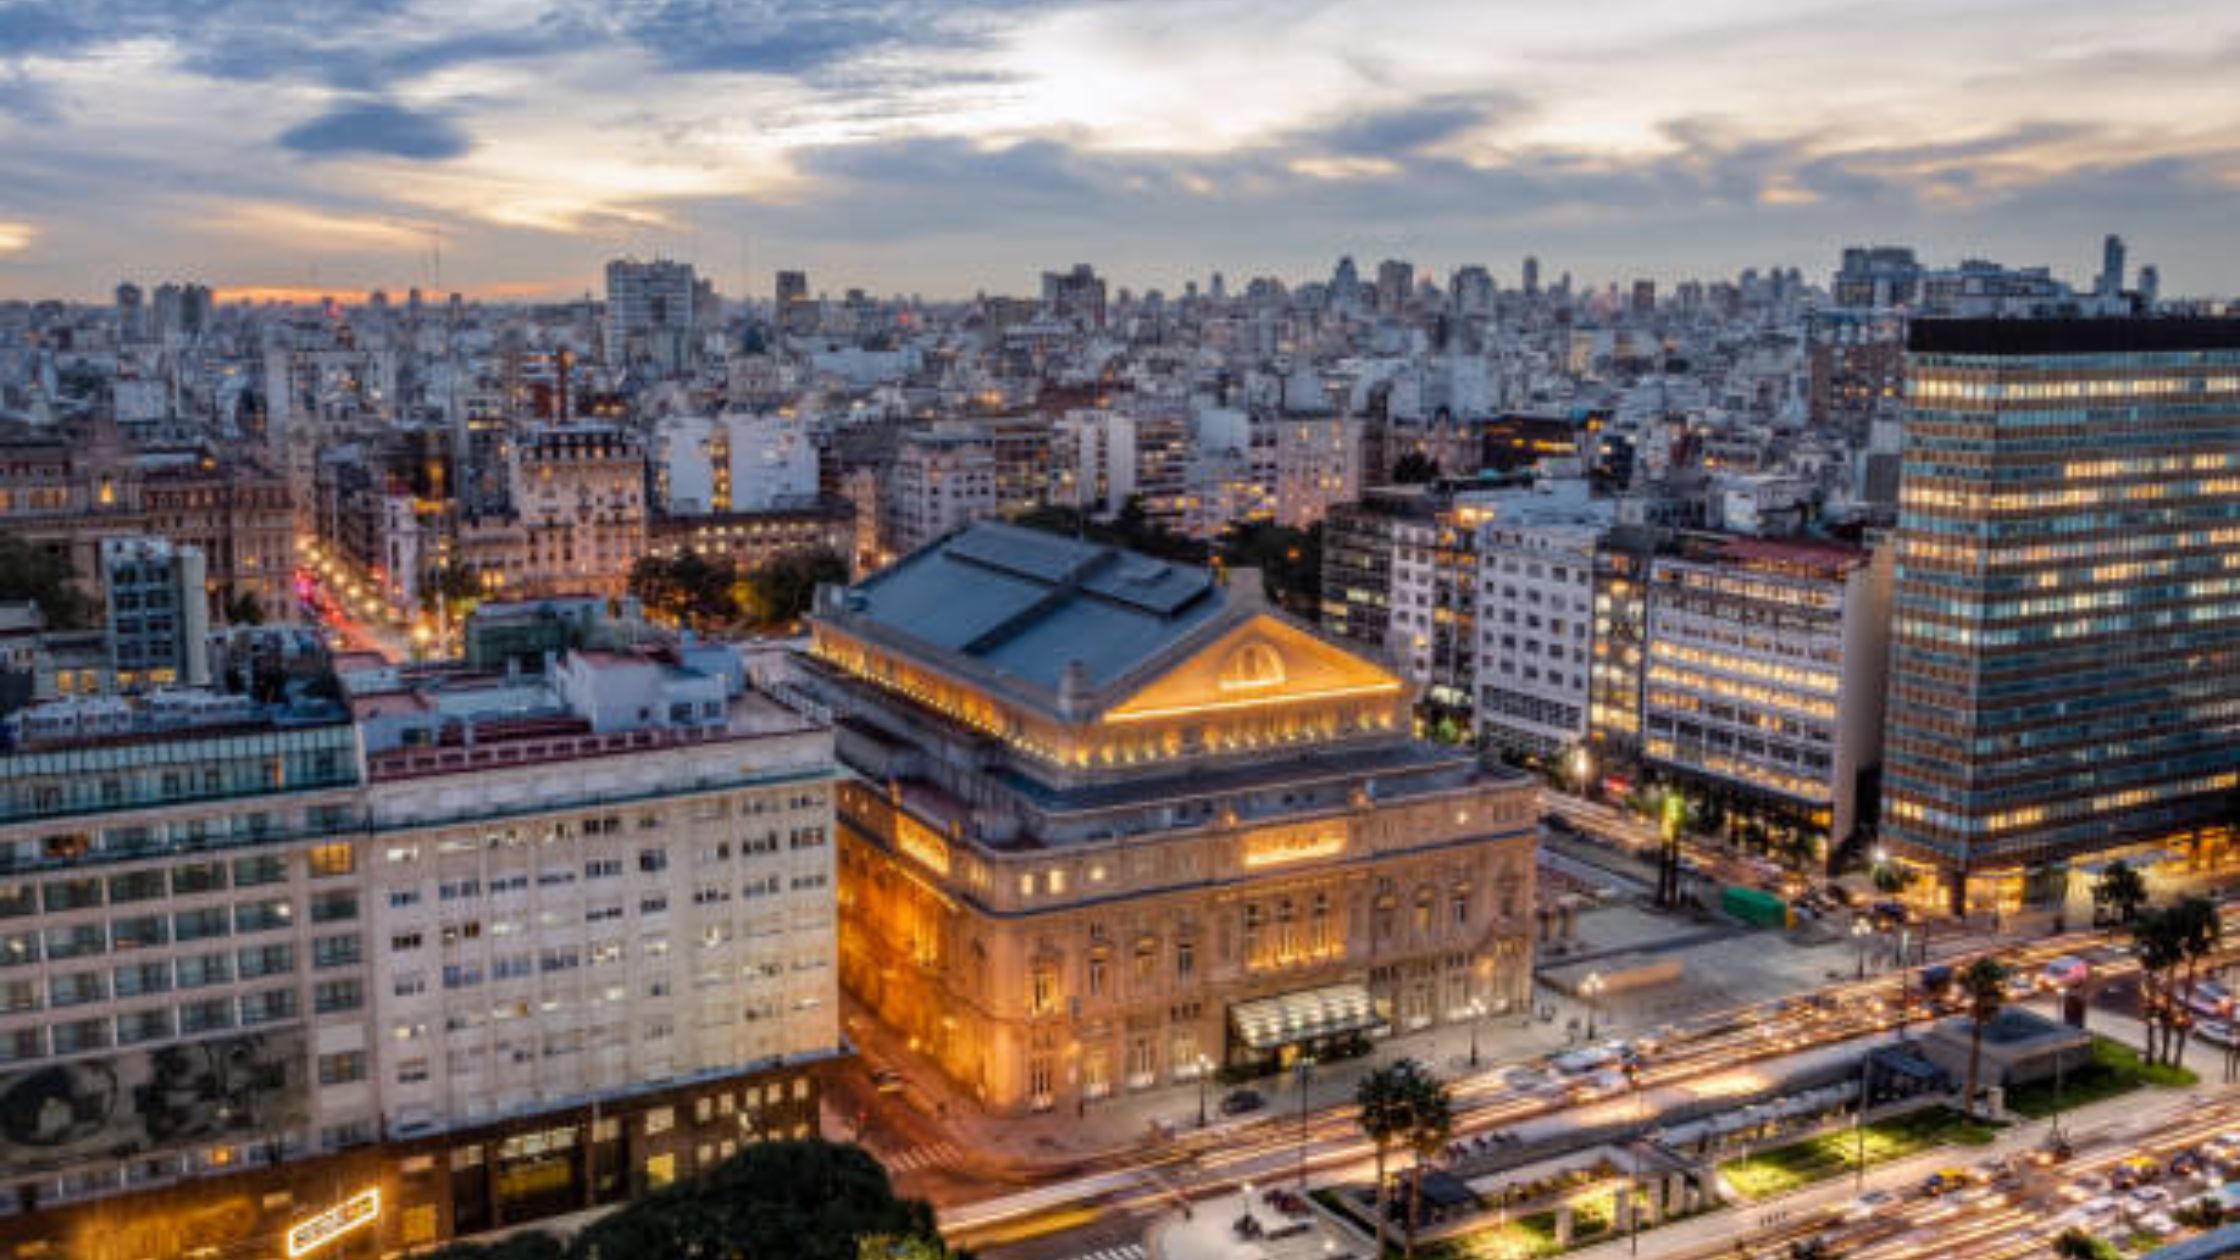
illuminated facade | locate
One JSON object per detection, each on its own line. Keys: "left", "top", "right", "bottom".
{"left": 505, "top": 423, "right": 648, "bottom": 600}
{"left": 1884, "top": 319, "right": 2240, "bottom": 911}
{"left": 1642, "top": 535, "right": 1893, "bottom": 866}
{"left": 800, "top": 523, "right": 1537, "bottom": 1115}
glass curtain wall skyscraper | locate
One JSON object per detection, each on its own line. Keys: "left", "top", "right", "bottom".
{"left": 1883, "top": 319, "right": 2240, "bottom": 914}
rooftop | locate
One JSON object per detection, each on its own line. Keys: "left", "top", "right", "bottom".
{"left": 1909, "top": 316, "right": 2240, "bottom": 356}
{"left": 824, "top": 521, "right": 1229, "bottom": 696}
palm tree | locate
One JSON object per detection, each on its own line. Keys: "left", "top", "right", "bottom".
{"left": 2093, "top": 861, "right": 2149, "bottom": 927}
{"left": 1959, "top": 957, "right": 2009, "bottom": 1120}
{"left": 2133, "top": 908, "right": 2188, "bottom": 1065}
{"left": 2169, "top": 896, "right": 2222, "bottom": 1069}
{"left": 1356, "top": 1061, "right": 1415, "bottom": 1253}
{"left": 1400, "top": 1067, "right": 1456, "bottom": 1259}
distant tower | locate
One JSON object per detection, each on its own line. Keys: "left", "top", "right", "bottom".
{"left": 2137, "top": 264, "right": 2160, "bottom": 308}
{"left": 1522, "top": 255, "right": 1541, "bottom": 297}
{"left": 2099, "top": 234, "right": 2127, "bottom": 297}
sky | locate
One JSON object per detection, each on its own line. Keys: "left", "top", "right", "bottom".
{"left": 0, "top": 0, "right": 2236, "bottom": 303}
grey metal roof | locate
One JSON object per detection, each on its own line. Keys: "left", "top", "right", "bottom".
{"left": 841, "top": 522, "right": 1225, "bottom": 694}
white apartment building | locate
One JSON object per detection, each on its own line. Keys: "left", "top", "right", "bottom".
{"left": 1271, "top": 415, "right": 1362, "bottom": 529}
{"left": 655, "top": 414, "right": 820, "bottom": 516}
{"left": 1473, "top": 492, "right": 1615, "bottom": 756}
{"left": 99, "top": 535, "right": 210, "bottom": 690}
{"left": 883, "top": 422, "right": 997, "bottom": 556}
{"left": 354, "top": 649, "right": 839, "bottom": 1146}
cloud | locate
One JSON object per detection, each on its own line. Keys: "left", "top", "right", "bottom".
{"left": 600, "top": 0, "right": 1063, "bottom": 76}
{"left": 1296, "top": 95, "right": 1524, "bottom": 156}
{"left": 0, "top": 221, "right": 33, "bottom": 254}
{"left": 279, "top": 101, "right": 471, "bottom": 160}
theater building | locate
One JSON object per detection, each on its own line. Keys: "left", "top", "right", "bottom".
{"left": 797, "top": 523, "right": 1537, "bottom": 1115}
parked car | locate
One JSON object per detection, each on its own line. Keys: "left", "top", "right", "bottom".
{"left": 870, "top": 1068, "right": 907, "bottom": 1095}
{"left": 1220, "top": 1088, "right": 1266, "bottom": 1116}
{"left": 2040, "top": 956, "right": 2090, "bottom": 991}
{"left": 1923, "top": 1168, "right": 1973, "bottom": 1196}
{"left": 1841, "top": 1189, "right": 1896, "bottom": 1223}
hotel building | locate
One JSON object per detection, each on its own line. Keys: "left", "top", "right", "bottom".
{"left": 797, "top": 523, "right": 1537, "bottom": 1116}
{"left": 1884, "top": 319, "right": 2240, "bottom": 912}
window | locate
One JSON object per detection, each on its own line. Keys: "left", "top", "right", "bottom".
{"left": 119, "top": 1009, "right": 173, "bottom": 1044}
{"left": 318, "top": 1051, "right": 368, "bottom": 1085}
{"left": 1087, "top": 954, "right": 1107, "bottom": 998}
{"left": 313, "top": 934, "right": 362, "bottom": 969}
{"left": 52, "top": 1018, "right": 111, "bottom": 1055}
{"left": 638, "top": 849, "right": 668, "bottom": 873}
{"left": 310, "top": 891, "right": 358, "bottom": 924}
{"left": 42, "top": 879, "right": 101, "bottom": 913}
{"left": 234, "top": 899, "right": 292, "bottom": 933}
{"left": 172, "top": 862, "right": 226, "bottom": 895}
{"left": 308, "top": 844, "right": 355, "bottom": 878}
{"left": 179, "top": 998, "right": 234, "bottom": 1034}
{"left": 1029, "top": 966, "right": 1056, "bottom": 1015}
{"left": 44, "top": 924, "right": 105, "bottom": 960}
{"left": 110, "top": 914, "right": 167, "bottom": 951}
{"left": 240, "top": 989, "right": 297, "bottom": 1025}
{"left": 107, "top": 871, "right": 167, "bottom": 904}
{"left": 175, "top": 952, "right": 232, "bottom": 988}
{"left": 237, "top": 944, "right": 293, "bottom": 979}
{"left": 391, "top": 931, "right": 424, "bottom": 952}
{"left": 113, "top": 961, "right": 170, "bottom": 998}
{"left": 314, "top": 979, "right": 363, "bottom": 1014}
{"left": 1175, "top": 940, "right": 1194, "bottom": 980}
{"left": 48, "top": 972, "right": 107, "bottom": 1007}
{"left": 232, "top": 854, "right": 287, "bottom": 887}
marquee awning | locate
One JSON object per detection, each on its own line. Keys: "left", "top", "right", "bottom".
{"left": 1229, "top": 983, "right": 1384, "bottom": 1051}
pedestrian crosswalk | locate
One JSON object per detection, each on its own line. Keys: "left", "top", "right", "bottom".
{"left": 1062, "top": 1246, "right": 1145, "bottom": 1260}
{"left": 878, "top": 1139, "right": 964, "bottom": 1174}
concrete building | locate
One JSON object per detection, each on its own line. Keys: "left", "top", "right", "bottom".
{"left": 883, "top": 423, "right": 998, "bottom": 557}
{"left": 604, "top": 258, "right": 697, "bottom": 372}
{"left": 0, "top": 645, "right": 844, "bottom": 1257}
{"left": 1643, "top": 535, "right": 1893, "bottom": 867}
{"left": 507, "top": 424, "right": 647, "bottom": 600}
{"left": 647, "top": 498, "right": 856, "bottom": 577}
{"left": 797, "top": 523, "right": 1538, "bottom": 1115}
{"left": 654, "top": 414, "right": 820, "bottom": 516}
{"left": 99, "top": 536, "right": 211, "bottom": 690}
{"left": 1272, "top": 416, "right": 1363, "bottom": 529}
{"left": 1884, "top": 319, "right": 2240, "bottom": 913}
{"left": 1474, "top": 492, "right": 1615, "bottom": 757}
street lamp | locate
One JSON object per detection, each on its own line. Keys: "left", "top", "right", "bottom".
{"left": 1581, "top": 973, "right": 1607, "bottom": 1042}
{"left": 1195, "top": 1054, "right": 1213, "bottom": 1128}
{"left": 1469, "top": 997, "right": 1488, "bottom": 1069}
{"left": 1295, "top": 1055, "right": 1315, "bottom": 1188}
{"left": 1571, "top": 745, "right": 1593, "bottom": 797}
{"left": 1852, "top": 917, "right": 1872, "bottom": 981}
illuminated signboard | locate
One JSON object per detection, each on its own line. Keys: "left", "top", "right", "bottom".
{"left": 286, "top": 1188, "right": 380, "bottom": 1257}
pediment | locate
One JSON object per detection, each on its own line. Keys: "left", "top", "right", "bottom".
{"left": 1100, "top": 615, "right": 1401, "bottom": 724}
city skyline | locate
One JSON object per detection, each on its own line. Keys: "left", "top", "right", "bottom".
{"left": 3, "top": 0, "right": 2239, "bottom": 300}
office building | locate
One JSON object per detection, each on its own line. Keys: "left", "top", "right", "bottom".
{"left": 797, "top": 524, "right": 1537, "bottom": 1115}
{"left": 1474, "top": 492, "right": 1615, "bottom": 757}
{"left": 1643, "top": 535, "right": 1893, "bottom": 868}
{"left": 604, "top": 259, "right": 697, "bottom": 371}
{"left": 1883, "top": 319, "right": 2240, "bottom": 912}
{"left": 0, "top": 645, "right": 843, "bottom": 1257}
{"left": 654, "top": 414, "right": 820, "bottom": 517}
{"left": 1041, "top": 264, "right": 1107, "bottom": 329}
{"left": 99, "top": 536, "right": 211, "bottom": 691}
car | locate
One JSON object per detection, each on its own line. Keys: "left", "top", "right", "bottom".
{"left": 1841, "top": 1190, "right": 1896, "bottom": 1223}
{"left": 1923, "top": 1168, "right": 1973, "bottom": 1196}
{"left": 2138, "top": 1210, "right": 2179, "bottom": 1236}
{"left": 2128, "top": 1186, "right": 2171, "bottom": 1211}
{"left": 869, "top": 1068, "right": 907, "bottom": 1094}
{"left": 2113, "top": 1156, "right": 2163, "bottom": 1189}
{"left": 2170, "top": 1150, "right": 2207, "bottom": 1177}
{"left": 1220, "top": 1088, "right": 1266, "bottom": 1116}
{"left": 2041, "top": 956, "right": 2091, "bottom": 990}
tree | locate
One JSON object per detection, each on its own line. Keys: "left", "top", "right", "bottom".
{"left": 1391, "top": 451, "right": 1441, "bottom": 484}
{"left": 1958, "top": 957, "right": 2009, "bottom": 1120}
{"left": 1218, "top": 522, "right": 1321, "bottom": 619}
{"left": 629, "top": 551, "right": 739, "bottom": 629}
{"left": 2092, "top": 861, "right": 2149, "bottom": 927}
{"left": 1356, "top": 1061, "right": 1413, "bottom": 1254}
{"left": 423, "top": 561, "right": 484, "bottom": 619}
{"left": 432, "top": 1141, "right": 964, "bottom": 1260}
{"left": 223, "top": 587, "right": 265, "bottom": 627}
{"left": 2133, "top": 907, "right": 2187, "bottom": 1065}
{"left": 2169, "top": 896, "right": 2222, "bottom": 1069}
{"left": 0, "top": 534, "right": 93, "bottom": 629}
{"left": 740, "top": 547, "right": 850, "bottom": 629}
{"left": 1399, "top": 1065, "right": 1456, "bottom": 1259}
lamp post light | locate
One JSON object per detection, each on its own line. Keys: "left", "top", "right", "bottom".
{"left": 1852, "top": 917, "right": 1872, "bottom": 981}
{"left": 1469, "top": 997, "right": 1488, "bottom": 1069}
{"left": 1196, "top": 1054, "right": 1213, "bottom": 1128}
{"left": 1581, "top": 973, "right": 1606, "bottom": 1042}
{"left": 1294, "top": 1055, "right": 1315, "bottom": 1188}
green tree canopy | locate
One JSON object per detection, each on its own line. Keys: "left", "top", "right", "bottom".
{"left": 427, "top": 1141, "right": 964, "bottom": 1260}
{"left": 2092, "top": 861, "right": 2148, "bottom": 926}
{"left": 630, "top": 551, "right": 740, "bottom": 629}
{"left": 0, "top": 535, "right": 93, "bottom": 629}
{"left": 1390, "top": 451, "right": 1441, "bottom": 484}
{"left": 1217, "top": 522, "right": 1321, "bottom": 619}
{"left": 740, "top": 547, "right": 850, "bottom": 629}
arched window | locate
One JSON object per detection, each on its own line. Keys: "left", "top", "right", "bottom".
{"left": 1219, "top": 642, "right": 1287, "bottom": 691}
